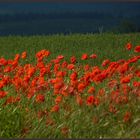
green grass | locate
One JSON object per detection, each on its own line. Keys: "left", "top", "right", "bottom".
{"left": 0, "top": 33, "right": 140, "bottom": 138}
{"left": 0, "top": 33, "right": 140, "bottom": 64}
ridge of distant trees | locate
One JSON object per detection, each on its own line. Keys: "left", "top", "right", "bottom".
{"left": 0, "top": 11, "right": 140, "bottom": 34}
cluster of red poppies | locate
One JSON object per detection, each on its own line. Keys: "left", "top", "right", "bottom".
{"left": 0, "top": 43, "right": 140, "bottom": 125}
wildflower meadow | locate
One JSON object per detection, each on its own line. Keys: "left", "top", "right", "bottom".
{"left": 0, "top": 33, "right": 140, "bottom": 138}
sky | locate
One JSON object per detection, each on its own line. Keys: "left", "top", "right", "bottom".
{"left": 0, "top": 0, "right": 139, "bottom": 2}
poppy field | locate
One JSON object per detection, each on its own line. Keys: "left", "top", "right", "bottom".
{"left": 0, "top": 33, "right": 140, "bottom": 138}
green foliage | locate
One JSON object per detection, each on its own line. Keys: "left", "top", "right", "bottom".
{"left": 0, "top": 105, "right": 25, "bottom": 138}
{"left": 118, "top": 20, "right": 138, "bottom": 33}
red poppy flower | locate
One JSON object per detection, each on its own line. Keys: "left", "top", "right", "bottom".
{"left": 125, "top": 42, "right": 132, "bottom": 50}
{"left": 0, "top": 58, "right": 8, "bottom": 66}
{"left": 0, "top": 91, "right": 7, "bottom": 99}
{"left": 61, "top": 61, "right": 68, "bottom": 68}
{"left": 67, "top": 64, "right": 75, "bottom": 70}
{"left": 21, "top": 51, "right": 27, "bottom": 59}
{"left": 90, "top": 54, "right": 97, "bottom": 59}
{"left": 88, "top": 87, "right": 95, "bottom": 94}
{"left": 70, "top": 56, "right": 77, "bottom": 64}
{"left": 134, "top": 45, "right": 140, "bottom": 52}
{"left": 117, "top": 62, "right": 129, "bottom": 74}
{"left": 70, "top": 72, "right": 78, "bottom": 81}
{"left": 51, "top": 105, "right": 59, "bottom": 112}
{"left": 4, "top": 66, "right": 11, "bottom": 73}
{"left": 102, "top": 59, "right": 110, "bottom": 67}
{"left": 14, "top": 54, "right": 20, "bottom": 61}
{"left": 84, "top": 64, "right": 90, "bottom": 71}
{"left": 44, "top": 50, "right": 50, "bottom": 57}
{"left": 3, "top": 96, "right": 20, "bottom": 105}
{"left": 86, "top": 95, "right": 95, "bottom": 106}
{"left": 54, "top": 82, "right": 64, "bottom": 90}
{"left": 120, "top": 75, "right": 132, "bottom": 84}
{"left": 52, "top": 59, "right": 60, "bottom": 64}
{"left": 123, "top": 111, "right": 131, "bottom": 122}
{"left": 133, "top": 81, "right": 140, "bottom": 87}
{"left": 36, "top": 94, "right": 45, "bottom": 103}
{"left": 81, "top": 53, "right": 88, "bottom": 60}
{"left": 128, "top": 56, "right": 138, "bottom": 64}
{"left": 55, "top": 96, "right": 62, "bottom": 104}
{"left": 57, "top": 55, "right": 64, "bottom": 60}
{"left": 78, "top": 82, "right": 85, "bottom": 92}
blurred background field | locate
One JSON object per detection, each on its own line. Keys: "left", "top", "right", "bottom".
{"left": 0, "top": 2, "right": 140, "bottom": 36}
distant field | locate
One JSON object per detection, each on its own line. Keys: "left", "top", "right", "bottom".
{"left": 0, "top": 33, "right": 140, "bottom": 138}
{"left": 0, "top": 33, "right": 140, "bottom": 64}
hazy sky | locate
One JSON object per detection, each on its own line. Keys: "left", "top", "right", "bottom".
{"left": 0, "top": 0, "right": 139, "bottom": 2}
